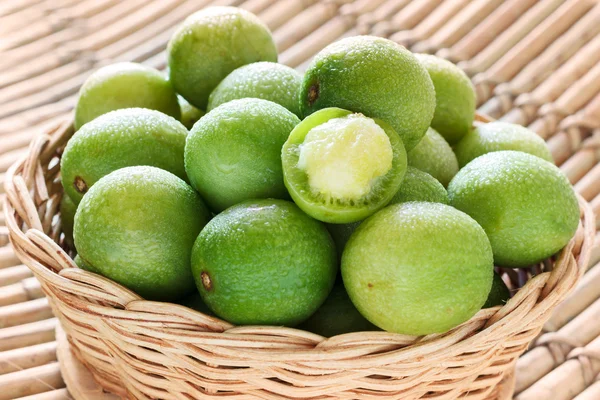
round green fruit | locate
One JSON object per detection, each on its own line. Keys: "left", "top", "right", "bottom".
{"left": 185, "top": 98, "right": 299, "bottom": 212}
{"left": 74, "top": 62, "right": 180, "bottom": 130}
{"left": 178, "top": 95, "right": 204, "bottom": 129}
{"left": 282, "top": 108, "right": 407, "bottom": 223}
{"left": 208, "top": 62, "right": 302, "bottom": 117}
{"left": 192, "top": 199, "right": 337, "bottom": 326}
{"left": 61, "top": 108, "right": 188, "bottom": 204}
{"left": 454, "top": 121, "right": 553, "bottom": 167}
{"left": 483, "top": 273, "right": 510, "bottom": 308}
{"left": 74, "top": 166, "right": 210, "bottom": 301}
{"left": 74, "top": 254, "right": 98, "bottom": 274}
{"left": 60, "top": 194, "right": 77, "bottom": 248}
{"left": 408, "top": 127, "right": 459, "bottom": 187}
{"left": 178, "top": 292, "right": 214, "bottom": 316}
{"left": 168, "top": 6, "right": 278, "bottom": 110}
{"left": 342, "top": 202, "right": 493, "bottom": 335}
{"left": 416, "top": 54, "right": 475, "bottom": 144}
{"left": 448, "top": 151, "right": 579, "bottom": 267}
{"left": 298, "top": 283, "right": 378, "bottom": 337}
{"left": 390, "top": 167, "right": 448, "bottom": 205}
{"left": 300, "top": 36, "right": 435, "bottom": 151}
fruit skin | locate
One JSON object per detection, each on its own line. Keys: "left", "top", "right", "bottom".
{"left": 185, "top": 98, "right": 300, "bottom": 212}
{"left": 408, "top": 127, "right": 459, "bottom": 187}
{"left": 416, "top": 54, "right": 475, "bottom": 145}
{"left": 191, "top": 199, "right": 337, "bottom": 326}
{"left": 74, "top": 62, "right": 180, "bottom": 130}
{"left": 74, "top": 166, "right": 210, "bottom": 301}
{"left": 298, "top": 283, "right": 379, "bottom": 337}
{"left": 454, "top": 121, "right": 553, "bottom": 167}
{"left": 483, "top": 273, "right": 510, "bottom": 308}
{"left": 178, "top": 95, "right": 204, "bottom": 129}
{"left": 208, "top": 62, "right": 303, "bottom": 117}
{"left": 168, "top": 6, "right": 278, "bottom": 110}
{"left": 300, "top": 36, "right": 435, "bottom": 151}
{"left": 390, "top": 167, "right": 448, "bottom": 205}
{"left": 60, "top": 194, "right": 77, "bottom": 248}
{"left": 62, "top": 108, "right": 189, "bottom": 204}
{"left": 342, "top": 202, "right": 493, "bottom": 335}
{"left": 282, "top": 108, "right": 407, "bottom": 224}
{"left": 178, "top": 292, "right": 214, "bottom": 316}
{"left": 327, "top": 167, "right": 447, "bottom": 258}
{"left": 448, "top": 151, "right": 580, "bottom": 267}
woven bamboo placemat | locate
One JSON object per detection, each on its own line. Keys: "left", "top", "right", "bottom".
{"left": 1, "top": 0, "right": 600, "bottom": 399}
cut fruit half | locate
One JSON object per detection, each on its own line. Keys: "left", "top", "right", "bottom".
{"left": 282, "top": 107, "right": 407, "bottom": 223}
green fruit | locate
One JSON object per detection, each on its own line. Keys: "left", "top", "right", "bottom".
{"left": 74, "top": 254, "right": 98, "bottom": 274}
{"left": 178, "top": 95, "right": 204, "bottom": 129}
{"left": 178, "top": 292, "right": 214, "bottom": 316}
{"left": 168, "top": 6, "right": 278, "bottom": 109}
{"left": 408, "top": 127, "right": 459, "bottom": 187}
{"left": 300, "top": 36, "right": 435, "bottom": 151}
{"left": 74, "top": 62, "right": 180, "bottom": 130}
{"left": 342, "top": 202, "right": 493, "bottom": 335}
{"left": 454, "top": 121, "right": 553, "bottom": 167}
{"left": 416, "top": 54, "right": 475, "bottom": 144}
{"left": 448, "top": 151, "right": 580, "bottom": 267}
{"left": 390, "top": 167, "right": 448, "bottom": 205}
{"left": 483, "top": 273, "right": 510, "bottom": 308}
{"left": 192, "top": 199, "right": 337, "bottom": 326}
{"left": 60, "top": 194, "right": 77, "bottom": 248}
{"left": 185, "top": 98, "right": 299, "bottom": 212}
{"left": 282, "top": 108, "right": 407, "bottom": 223}
{"left": 61, "top": 108, "right": 188, "bottom": 204}
{"left": 326, "top": 221, "right": 361, "bottom": 260}
{"left": 74, "top": 166, "right": 210, "bottom": 301}
{"left": 298, "top": 283, "right": 378, "bottom": 337}
{"left": 208, "top": 62, "right": 302, "bottom": 117}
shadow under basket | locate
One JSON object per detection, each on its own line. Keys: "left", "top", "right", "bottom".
{"left": 4, "top": 115, "right": 596, "bottom": 400}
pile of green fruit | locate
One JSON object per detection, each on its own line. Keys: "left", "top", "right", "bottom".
{"left": 61, "top": 6, "right": 579, "bottom": 337}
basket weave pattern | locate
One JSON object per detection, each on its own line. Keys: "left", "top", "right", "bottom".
{"left": 3, "top": 117, "right": 596, "bottom": 400}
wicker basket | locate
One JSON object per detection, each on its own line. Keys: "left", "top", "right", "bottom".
{"left": 3, "top": 113, "right": 596, "bottom": 400}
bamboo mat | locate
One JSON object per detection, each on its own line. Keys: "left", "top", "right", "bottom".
{"left": 1, "top": 0, "right": 600, "bottom": 399}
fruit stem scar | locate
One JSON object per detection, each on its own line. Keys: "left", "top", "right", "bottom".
{"left": 74, "top": 176, "right": 88, "bottom": 194}
{"left": 201, "top": 271, "right": 213, "bottom": 291}
{"left": 307, "top": 82, "right": 319, "bottom": 106}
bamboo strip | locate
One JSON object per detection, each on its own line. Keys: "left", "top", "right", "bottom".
{"left": 472, "top": 0, "right": 595, "bottom": 105}
{"left": 0, "top": 265, "right": 34, "bottom": 287}
{"left": 371, "top": 0, "right": 442, "bottom": 38}
{"left": 239, "top": 0, "right": 277, "bottom": 14}
{"left": 516, "top": 336, "right": 600, "bottom": 400}
{"left": 259, "top": 0, "right": 318, "bottom": 31}
{"left": 545, "top": 261, "right": 600, "bottom": 332}
{"left": 0, "top": 277, "right": 43, "bottom": 307}
{"left": 0, "top": 227, "right": 8, "bottom": 247}
{"left": 0, "top": 298, "right": 53, "bottom": 328}
{"left": 0, "top": 6, "right": 46, "bottom": 36}
{"left": 0, "top": 246, "right": 22, "bottom": 269}
{"left": 0, "top": 0, "right": 43, "bottom": 18}
{"left": 459, "top": 0, "right": 567, "bottom": 75}
{"left": 0, "top": 362, "right": 65, "bottom": 400}
{"left": 63, "top": 0, "right": 122, "bottom": 20}
{"left": 389, "top": 0, "right": 469, "bottom": 48}
{"left": 500, "top": 33, "right": 600, "bottom": 126}
{"left": 0, "top": 341, "right": 58, "bottom": 375}
{"left": 515, "top": 296, "right": 600, "bottom": 393}
{"left": 574, "top": 380, "right": 600, "bottom": 400}
{"left": 575, "top": 162, "right": 600, "bottom": 201}
{"left": 356, "top": 0, "right": 411, "bottom": 35}
{"left": 273, "top": 2, "right": 339, "bottom": 52}
{"left": 15, "top": 388, "right": 71, "bottom": 400}
{"left": 440, "top": 0, "right": 538, "bottom": 62}
{"left": 478, "top": 3, "right": 600, "bottom": 119}
{"left": 0, "top": 318, "right": 57, "bottom": 352}
{"left": 411, "top": 0, "right": 503, "bottom": 54}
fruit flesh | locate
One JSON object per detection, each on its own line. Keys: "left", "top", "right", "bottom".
{"left": 168, "top": 6, "right": 278, "bottom": 109}
{"left": 298, "top": 114, "right": 393, "bottom": 201}
{"left": 208, "top": 62, "right": 302, "bottom": 117}
{"left": 282, "top": 108, "right": 407, "bottom": 224}
{"left": 74, "top": 166, "right": 211, "bottom": 301}
{"left": 74, "top": 62, "right": 180, "bottom": 130}
{"left": 342, "top": 202, "right": 493, "bottom": 335}
{"left": 185, "top": 98, "right": 300, "bottom": 212}
{"left": 191, "top": 199, "right": 337, "bottom": 326}
{"left": 300, "top": 36, "right": 435, "bottom": 151}
{"left": 61, "top": 108, "right": 189, "bottom": 204}
{"left": 448, "top": 151, "right": 579, "bottom": 267}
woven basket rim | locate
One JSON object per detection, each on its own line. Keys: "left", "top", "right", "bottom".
{"left": 2, "top": 113, "right": 596, "bottom": 399}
